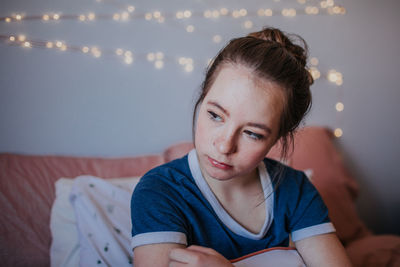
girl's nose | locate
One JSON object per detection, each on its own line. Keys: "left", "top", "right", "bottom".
{"left": 214, "top": 134, "right": 237, "bottom": 155}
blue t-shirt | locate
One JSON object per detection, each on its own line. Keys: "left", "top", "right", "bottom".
{"left": 131, "top": 149, "right": 334, "bottom": 260}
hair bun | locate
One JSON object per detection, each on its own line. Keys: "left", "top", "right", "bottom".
{"left": 248, "top": 27, "right": 308, "bottom": 67}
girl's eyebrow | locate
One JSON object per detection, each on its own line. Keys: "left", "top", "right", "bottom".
{"left": 207, "top": 101, "right": 230, "bottom": 116}
{"left": 206, "top": 100, "right": 272, "bottom": 134}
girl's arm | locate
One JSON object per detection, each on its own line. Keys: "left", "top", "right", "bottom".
{"left": 295, "top": 233, "right": 353, "bottom": 267}
{"left": 134, "top": 243, "right": 185, "bottom": 267}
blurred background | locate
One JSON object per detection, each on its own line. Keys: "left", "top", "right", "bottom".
{"left": 0, "top": 0, "right": 399, "bottom": 235}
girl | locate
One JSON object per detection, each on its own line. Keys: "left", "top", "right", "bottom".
{"left": 131, "top": 27, "right": 352, "bottom": 266}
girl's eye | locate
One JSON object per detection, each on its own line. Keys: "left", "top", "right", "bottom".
{"left": 244, "top": 130, "right": 264, "bottom": 141}
{"left": 208, "top": 111, "right": 222, "bottom": 122}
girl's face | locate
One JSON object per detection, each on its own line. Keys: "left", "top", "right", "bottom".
{"left": 194, "top": 64, "right": 284, "bottom": 182}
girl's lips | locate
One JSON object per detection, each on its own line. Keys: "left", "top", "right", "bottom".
{"left": 207, "top": 156, "right": 233, "bottom": 170}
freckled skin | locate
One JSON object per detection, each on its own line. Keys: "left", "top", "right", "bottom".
{"left": 194, "top": 64, "right": 285, "bottom": 185}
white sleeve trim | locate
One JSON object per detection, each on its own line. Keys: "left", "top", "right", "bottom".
{"left": 131, "top": 231, "right": 187, "bottom": 249}
{"left": 291, "top": 222, "right": 336, "bottom": 242}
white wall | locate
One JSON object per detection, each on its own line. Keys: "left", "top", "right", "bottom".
{"left": 1, "top": 0, "right": 399, "bottom": 235}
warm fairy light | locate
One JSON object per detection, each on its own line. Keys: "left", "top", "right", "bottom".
{"left": 60, "top": 44, "right": 67, "bottom": 51}
{"left": 204, "top": 10, "right": 212, "bottom": 18}
{"left": 183, "top": 10, "right": 192, "bottom": 18}
{"left": 334, "top": 128, "right": 343, "bottom": 138}
{"left": 310, "top": 57, "right": 319, "bottom": 66}
{"left": 115, "top": 48, "right": 123, "bottom": 56}
{"left": 121, "top": 12, "right": 130, "bottom": 21}
{"left": 124, "top": 56, "right": 133, "bottom": 64}
{"left": 336, "top": 102, "right": 344, "bottom": 112}
{"left": 124, "top": 50, "right": 132, "bottom": 57}
{"left": 43, "top": 14, "right": 50, "bottom": 21}
{"left": 212, "top": 10, "right": 220, "bottom": 18}
{"left": 147, "top": 53, "right": 155, "bottom": 61}
{"left": 154, "top": 60, "right": 164, "bottom": 69}
{"left": 46, "top": 42, "right": 53, "bottom": 48}
{"left": 220, "top": 8, "right": 229, "bottom": 15}
{"left": 82, "top": 46, "right": 89, "bottom": 53}
{"left": 156, "top": 52, "right": 164, "bottom": 60}
{"left": 257, "top": 9, "right": 265, "bottom": 16}
{"left": 87, "top": 13, "right": 95, "bottom": 20}
{"left": 244, "top": 20, "right": 253, "bottom": 29}
{"left": 23, "top": 41, "right": 31, "bottom": 47}
{"left": 327, "top": 69, "right": 343, "bottom": 85}
{"left": 326, "top": 0, "right": 335, "bottom": 7}
{"left": 18, "top": 35, "right": 26, "bottom": 42}
{"left": 79, "top": 15, "right": 86, "bottom": 21}
{"left": 320, "top": 1, "right": 328, "bottom": 8}
{"left": 305, "top": 6, "right": 319, "bottom": 14}
{"left": 113, "top": 13, "right": 120, "bottom": 20}
{"left": 184, "top": 64, "right": 194, "bottom": 72}
{"left": 309, "top": 67, "right": 321, "bottom": 80}
{"left": 5, "top": 17, "right": 11, "bottom": 23}
{"left": 232, "top": 10, "right": 240, "bottom": 18}
{"left": 176, "top": 11, "right": 184, "bottom": 19}
{"left": 145, "top": 13, "right": 152, "bottom": 20}
{"left": 153, "top": 11, "right": 161, "bottom": 19}
{"left": 186, "top": 25, "right": 195, "bottom": 32}
{"left": 55, "top": 41, "right": 63, "bottom": 48}
{"left": 15, "top": 14, "right": 23, "bottom": 21}
{"left": 127, "top": 6, "right": 135, "bottom": 13}
{"left": 178, "top": 57, "right": 186, "bottom": 65}
{"left": 298, "top": 0, "right": 307, "bottom": 4}
{"left": 186, "top": 58, "right": 193, "bottom": 65}
{"left": 239, "top": 9, "right": 248, "bottom": 16}
{"left": 9, "top": 36, "right": 15, "bottom": 41}
{"left": 213, "top": 35, "right": 222, "bottom": 43}
{"left": 265, "top": 9, "right": 273, "bottom": 16}
{"left": 282, "top": 8, "right": 296, "bottom": 17}
{"left": 53, "top": 14, "right": 60, "bottom": 20}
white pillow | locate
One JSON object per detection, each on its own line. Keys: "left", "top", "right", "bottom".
{"left": 50, "top": 176, "right": 140, "bottom": 267}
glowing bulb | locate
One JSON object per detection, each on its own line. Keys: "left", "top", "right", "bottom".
{"left": 156, "top": 52, "right": 164, "bottom": 60}
{"left": 178, "top": 57, "right": 187, "bottom": 65}
{"left": 184, "top": 10, "right": 192, "bottom": 18}
{"left": 55, "top": 41, "right": 63, "bottom": 48}
{"left": 326, "top": 0, "right": 335, "bottom": 7}
{"left": 186, "top": 58, "right": 193, "bottom": 65}
{"left": 60, "top": 44, "right": 67, "bottom": 51}
{"left": 184, "top": 64, "right": 194, "bottom": 72}
{"left": 153, "top": 11, "right": 161, "bottom": 18}
{"left": 82, "top": 46, "right": 89, "bottom": 53}
{"left": 115, "top": 48, "right": 123, "bottom": 56}
{"left": 127, "top": 6, "right": 135, "bottom": 13}
{"left": 145, "top": 13, "right": 152, "bottom": 20}
{"left": 9, "top": 36, "right": 15, "bottom": 41}
{"left": 335, "top": 102, "right": 344, "bottom": 112}
{"left": 232, "top": 10, "right": 240, "bottom": 18}
{"left": 186, "top": 25, "right": 195, "bottom": 33}
{"left": 124, "top": 51, "right": 132, "bottom": 57}
{"left": 220, "top": 8, "right": 228, "bottom": 15}
{"left": 53, "top": 14, "right": 60, "bottom": 20}
{"left": 155, "top": 60, "right": 164, "bottom": 69}
{"left": 327, "top": 70, "right": 338, "bottom": 82}
{"left": 176, "top": 11, "right": 184, "bottom": 19}
{"left": 333, "top": 6, "right": 341, "bottom": 14}
{"left": 265, "top": 9, "right": 273, "bottom": 16}
{"left": 244, "top": 20, "right": 253, "bottom": 29}
{"left": 15, "top": 14, "right": 22, "bottom": 20}
{"left": 257, "top": 9, "right": 265, "bottom": 16}
{"left": 320, "top": 1, "right": 328, "bottom": 8}
{"left": 43, "top": 14, "right": 50, "bottom": 21}
{"left": 113, "top": 13, "right": 120, "bottom": 20}
{"left": 213, "top": 35, "right": 222, "bottom": 43}
{"left": 23, "top": 41, "right": 31, "bottom": 47}
{"left": 87, "top": 13, "right": 95, "bottom": 20}
{"left": 309, "top": 67, "right": 321, "bottom": 80}
{"left": 121, "top": 12, "right": 129, "bottom": 20}
{"left": 212, "top": 10, "right": 220, "bottom": 18}
{"left": 204, "top": 10, "right": 212, "bottom": 18}
{"left": 124, "top": 56, "right": 133, "bottom": 64}
{"left": 334, "top": 128, "right": 343, "bottom": 138}
{"left": 46, "top": 42, "right": 53, "bottom": 48}
{"left": 310, "top": 57, "right": 319, "bottom": 65}
{"left": 298, "top": 0, "right": 306, "bottom": 4}
{"left": 18, "top": 35, "right": 26, "bottom": 42}
{"left": 5, "top": 17, "right": 11, "bottom": 23}
{"left": 147, "top": 53, "right": 155, "bottom": 61}
{"left": 239, "top": 9, "right": 247, "bottom": 16}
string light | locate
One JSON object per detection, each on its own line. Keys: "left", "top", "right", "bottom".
{"left": 127, "top": 6, "right": 135, "bottom": 13}
{"left": 9, "top": 36, "right": 15, "bottom": 41}
{"left": 212, "top": 35, "right": 222, "bottom": 43}
{"left": 310, "top": 57, "right": 319, "bottom": 66}
{"left": 327, "top": 69, "right": 343, "bottom": 85}
{"left": 5, "top": 17, "right": 11, "bottom": 23}
{"left": 243, "top": 20, "right": 253, "bottom": 29}
{"left": 309, "top": 67, "right": 321, "bottom": 80}
{"left": 186, "top": 25, "right": 195, "bottom": 33}
{"left": 334, "top": 128, "right": 343, "bottom": 138}
{"left": 336, "top": 102, "right": 344, "bottom": 112}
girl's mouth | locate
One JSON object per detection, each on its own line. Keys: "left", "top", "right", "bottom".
{"left": 207, "top": 156, "right": 233, "bottom": 170}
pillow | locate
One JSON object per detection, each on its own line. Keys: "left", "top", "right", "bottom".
{"left": 50, "top": 176, "right": 140, "bottom": 267}
{"left": 231, "top": 247, "right": 305, "bottom": 267}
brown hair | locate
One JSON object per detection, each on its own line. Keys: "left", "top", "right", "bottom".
{"left": 192, "top": 27, "right": 313, "bottom": 160}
